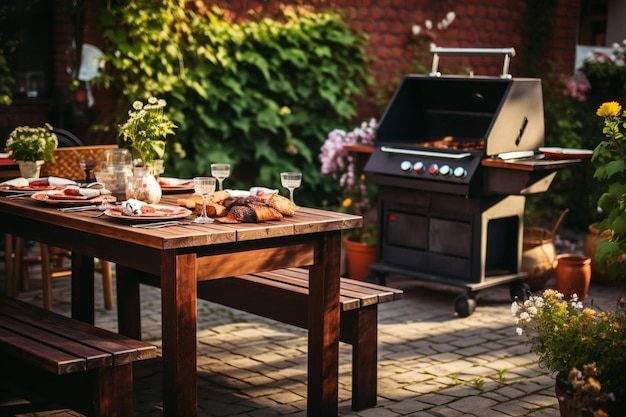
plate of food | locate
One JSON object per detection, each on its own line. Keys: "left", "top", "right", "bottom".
{"left": 158, "top": 177, "right": 194, "bottom": 193}
{"left": 539, "top": 147, "right": 593, "bottom": 159}
{"left": 31, "top": 188, "right": 112, "bottom": 205}
{"left": 0, "top": 177, "right": 76, "bottom": 193}
{"left": 104, "top": 203, "right": 192, "bottom": 221}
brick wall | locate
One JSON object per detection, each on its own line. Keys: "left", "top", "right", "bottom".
{"left": 47, "top": 0, "right": 579, "bottom": 143}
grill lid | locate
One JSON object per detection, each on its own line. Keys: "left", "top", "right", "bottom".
{"left": 374, "top": 75, "right": 545, "bottom": 157}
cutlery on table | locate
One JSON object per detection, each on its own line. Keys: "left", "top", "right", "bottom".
{"left": 131, "top": 220, "right": 192, "bottom": 229}
{"left": 58, "top": 205, "right": 99, "bottom": 212}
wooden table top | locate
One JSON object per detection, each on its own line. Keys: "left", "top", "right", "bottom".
{"left": 0, "top": 193, "right": 362, "bottom": 251}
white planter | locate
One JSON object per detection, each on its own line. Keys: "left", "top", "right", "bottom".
{"left": 17, "top": 160, "right": 44, "bottom": 178}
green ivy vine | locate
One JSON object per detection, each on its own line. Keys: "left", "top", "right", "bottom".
{"left": 98, "top": 0, "right": 371, "bottom": 208}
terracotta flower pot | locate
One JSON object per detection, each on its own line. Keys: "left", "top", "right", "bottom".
{"left": 555, "top": 254, "right": 591, "bottom": 300}
{"left": 343, "top": 236, "right": 376, "bottom": 281}
{"left": 583, "top": 223, "right": 611, "bottom": 282}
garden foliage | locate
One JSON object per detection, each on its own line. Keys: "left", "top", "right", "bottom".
{"left": 98, "top": 1, "right": 371, "bottom": 208}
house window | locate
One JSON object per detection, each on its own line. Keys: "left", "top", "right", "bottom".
{"left": 0, "top": 0, "right": 54, "bottom": 98}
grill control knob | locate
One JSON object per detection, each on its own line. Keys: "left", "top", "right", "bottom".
{"left": 413, "top": 162, "right": 425, "bottom": 174}
{"left": 428, "top": 164, "right": 439, "bottom": 175}
{"left": 439, "top": 165, "right": 451, "bottom": 176}
{"left": 400, "top": 160, "right": 412, "bottom": 171}
{"left": 453, "top": 166, "right": 467, "bottom": 178}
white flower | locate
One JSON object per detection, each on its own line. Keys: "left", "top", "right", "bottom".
{"left": 412, "top": 24, "right": 421, "bottom": 36}
{"left": 516, "top": 327, "right": 523, "bottom": 336}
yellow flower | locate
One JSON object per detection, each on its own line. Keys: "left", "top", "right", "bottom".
{"left": 342, "top": 197, "right": 353, "bottom": 208}
{"left": 279, "top": 106, "right": 291, "bottom": 115}
{"left": 596, "top": 101, "right": 622, "bottom": 117}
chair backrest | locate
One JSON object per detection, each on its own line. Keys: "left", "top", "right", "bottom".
{"left": 40, "top": 144, "right": 119, "bottom": 180}
{"left": 52, "top": 128, "right": 84, "bottom": 147}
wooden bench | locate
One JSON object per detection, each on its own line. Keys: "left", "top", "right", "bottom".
{"left": 0, "top": 296, "right": 157, "bottom": 417}
{"left": 196, "top": 268, "right": 403, "bottom": 411}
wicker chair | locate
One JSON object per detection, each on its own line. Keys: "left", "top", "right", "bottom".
{"left": 13, "top": 144, "right": 118, "bottom": 310}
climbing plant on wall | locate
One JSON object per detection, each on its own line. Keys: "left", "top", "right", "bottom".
{"left": 98, "top": 0, "right": 371, "bottom": 208}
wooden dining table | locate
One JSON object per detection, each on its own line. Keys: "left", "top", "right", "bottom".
{"left": 0, "top": 192, "right": 362, "bottom": 416}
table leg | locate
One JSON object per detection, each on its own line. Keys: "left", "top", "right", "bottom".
{"left": 307, "top": 232, "right": 341, "bottom": 416}
{"left": 161, "top": 252, "right": 198, "bottom": 417}
{"left": 116, "top": 265, "right": 142, "bottom": 340}
{"left": 70, "top": 253, "right": 94, "bottom": 324}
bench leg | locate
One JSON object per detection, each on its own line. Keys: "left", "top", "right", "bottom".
{"left": 343, "top": 306, "right": 378, "bottom": 410}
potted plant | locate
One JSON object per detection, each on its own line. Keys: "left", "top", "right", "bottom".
{"left": 117, "top": 96, "right": 177, "bottom": 168}
{"left": 117, "top": 96, "right": 177, "bottom": 204}
{"left": 592, "top": 101, "right": 626, "bottom": 282}
{"left": 581, "top": 40, "right": 626, "bottom": 100}
{"left": 5, "top": 123, "right": 58, "bottom": 178}
{"left": 512, "top": 289, "right": 625, "bottom": 416}
{"left": 320, "top": 118, "right": 378, "bottom": 280}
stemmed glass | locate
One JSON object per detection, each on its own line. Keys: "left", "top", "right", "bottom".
{"left": 192, "top": 177, "right": 217, "bottom": 224}
{"left": 210, "top": 164, "right": 230, "bottom": 191}
{"left": 94, "top": 171, "right": 115, "bottom": 211}
{"left": 78, "top": 158, "right": 98, "bottom": 183}
{"left": 280, "top": 172, "right": 302, "bottom": 203}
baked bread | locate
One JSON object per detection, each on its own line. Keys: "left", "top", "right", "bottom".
{"left": 267, "top": 193, "right": 296, "bottom": 216}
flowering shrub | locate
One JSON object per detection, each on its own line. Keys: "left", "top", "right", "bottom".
{"left": 320, "top": 118, "right": 377, "bottom": 244}
{"left": 512, "top": 289, "right": 626, "bottom": 412}
{"left": 558, "top": 363, "right": 615, "bottom": 417}
{"left": 5, "top": 123, "right": 58, "bottom": 162}
{"left": 583, "top": 40, "right": 626, "bottom": 83}
{"left": 118, "top": 97, "right": 177, "bottom": 167}
{"left": 593, "top": 101, "right": 626, "bottom": 280}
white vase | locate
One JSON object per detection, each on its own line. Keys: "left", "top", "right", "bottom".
{"left": 127, "top": 167, "right": 162, "bottom": 204}
{"left": 17, "top": 160, "right": 44, "bottom": 178}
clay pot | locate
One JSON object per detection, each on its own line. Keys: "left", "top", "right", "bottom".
{"left": 555, "top": 254, "right": 591, "bottom": 300}
{"left": 343, "top": 237, "right": 376, "bottom": 281}
{"left": 583, "top": 223, "right": 611, "bottom": 282}
{"left": 522, "top": 227, "right": 557, "bottom": 290}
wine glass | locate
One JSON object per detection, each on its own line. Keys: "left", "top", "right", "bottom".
{"left": 280, "top": 172, "right": 302, "bottom": 203}
{"left": 210, "top": 163, "right": 230, "bottom": 191}
{"left": 78, "top": 158, "right": 98, "bottom": 183}
{"left": 192, "top": 177, "right": 217, "bottom": 224}
{"left": 94, "top": 171, "right": 115, "bottom": 211}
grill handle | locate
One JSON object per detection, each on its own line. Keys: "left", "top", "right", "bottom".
{"left": 429, "top": 46, "right": 516, "bottom": 79}
{"left": 381, "top": 146, "right": 472, "bottom": 160}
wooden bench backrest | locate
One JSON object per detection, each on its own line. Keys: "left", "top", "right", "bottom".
{"left": 40, "top": 144, "right": 119, "bottom": 180}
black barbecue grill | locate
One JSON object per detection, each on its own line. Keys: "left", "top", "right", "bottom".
{"left": 364, "top": 47, "right": 577, "bottom": 316}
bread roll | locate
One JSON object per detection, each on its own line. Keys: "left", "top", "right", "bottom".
{"left": 267, "top": 194, "right": 296, "bottom": 216}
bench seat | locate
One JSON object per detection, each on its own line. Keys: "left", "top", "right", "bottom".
{"left": 197, "top": 267, "right": 403, "bottom": 410}
{"left": 0, "top": 296, "right": 157, "bottom": 417}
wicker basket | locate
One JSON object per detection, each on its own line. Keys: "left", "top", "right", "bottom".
{"left": 40, "top": 145, "right": 118, "bottom": 181}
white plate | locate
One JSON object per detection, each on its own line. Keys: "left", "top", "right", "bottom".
{"left": 539, "top": 147, "right": 593, "bottom": 159}
{"left": 158, "top": 177, "right": 195, "bottom": 193}
{"left": 104, "top": 204, "right": 192, "bottom": 221}
{"left": 31, "top": 190, "right": 112, "bottom": 206}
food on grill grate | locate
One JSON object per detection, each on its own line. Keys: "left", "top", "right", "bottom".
{"left": 418, "top": 136, "right": 485, "bottom": 150}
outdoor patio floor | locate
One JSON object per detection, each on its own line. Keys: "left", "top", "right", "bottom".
{"left": 1, "top": 238, "right": 622, "bottom": 417}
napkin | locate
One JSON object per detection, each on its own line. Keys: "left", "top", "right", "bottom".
{"left": 122, "top": 198, "right": 145, "bottom": 216}
{"left": 0, "top": 177, "right": 29, "bottom": 187}
{"left": 44, "top": 177, "right": 77, "bottom": 186}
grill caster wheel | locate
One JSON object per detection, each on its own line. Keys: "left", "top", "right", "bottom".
{"left": 509, "top": 280, "right": 530, "bottom": 302}
{"left": 454, "top": 292, "right": 477, "bottom": 317}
